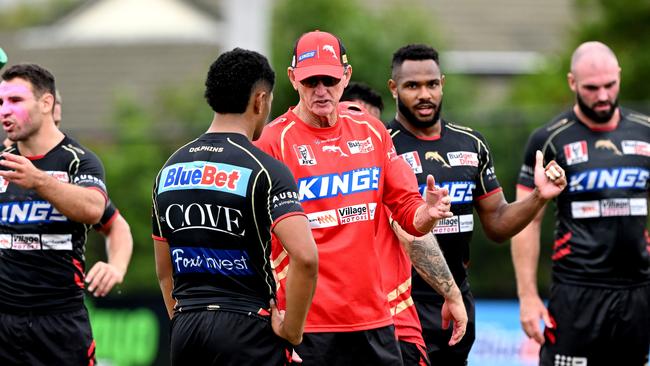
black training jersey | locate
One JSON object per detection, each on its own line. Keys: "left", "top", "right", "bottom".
{"left": 388, "top": 119, "right": 501, "bottom": 300}
{"left": 152, "top": 133, "right": 304, "bottom": 311}
{"left": 518, "top": 108, "right": 650, "bottom": 287}
{"left": 0, "top": 136, "right": 107, "bottom": 313}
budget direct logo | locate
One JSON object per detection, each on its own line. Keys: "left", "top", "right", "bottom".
{"left": 158, "top": 161, "right": 251, "bottom": 196}
{"left": 347, "top": 137, "right": 374, "bottom": 154}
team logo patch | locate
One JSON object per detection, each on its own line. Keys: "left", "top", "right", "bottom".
{"left": 158, "top": 161, "right": 251, "bottom": 197}
{"left": 622, "top": 140, "right": 650, "bottom": 157}
{"left": 294, "top": 145, "right": 317, "bottom": 166}
{"left": 307, "top": 210, "right": 338, "bottom": 229}
{"left": 400, "top": 151, "right": 422, "bottom": 174}
{"left": 0, "top": 176, "right": 8, "bottom": 193}
{"left": 564, "top": 141, "right": 588, "bottom": 165}
{"left": 322, "top": 45, "right": 338, "bottom": 60}
{"left": 347, "top": 137, "right": 374, "bottom": 154}
{"left": 425, "top": 151, "right": 451, "bottom": 168}
{"left": 447, "top": 151, "right": 479, "bottom": 167}
{"left": 322, "top": 145, "right": 348, "bottom": 157}
{"left": 595, "top": 139, "right": 622, "bottom": 156}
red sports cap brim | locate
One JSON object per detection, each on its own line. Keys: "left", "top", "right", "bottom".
{"left": 293, "top": 64, "right": 345, "bottom": 82}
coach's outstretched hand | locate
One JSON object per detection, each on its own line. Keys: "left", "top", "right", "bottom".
{"left": 414, "top": 174, "right": 453, "bottom": 233}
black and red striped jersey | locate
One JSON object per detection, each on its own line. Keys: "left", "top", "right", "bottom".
{"left": 518, "top": 108, "right": 650, "bottom": 287}
{"left": 388, "top": 119, "right": 502, "bottom": 300}
{"left": 152, "top": 133, "right": 304, "bottom": 312}
{"left": 0, "top": 136, "right": 108, "bottom": 312}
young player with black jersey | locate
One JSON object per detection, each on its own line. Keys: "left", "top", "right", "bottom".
{"left": 512, "top": 41, "right": 650, "bottom": 366}
{"left": 152, "top": 48, "right": 318, "bottom": 366}
{"left": 0, "top": 64, "right": 111, "bottom": 365}
{"left": 386, "top": 44, "right": 567, "bottom": 365}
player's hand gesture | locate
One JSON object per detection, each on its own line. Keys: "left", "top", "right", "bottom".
{"left": 519, "top": 293, "right": 553, "bottom": 344}
{"left": 0, "top": 152, "right": 48, "bottom": 190}
{"left": 86, "top": 261, "right": 126, "bottom": 297}
{"left": 534, "top": 150, "right": 567, "bottom": 199}
{"left": 424, "top": 174, "right": 453, "bottom": 221}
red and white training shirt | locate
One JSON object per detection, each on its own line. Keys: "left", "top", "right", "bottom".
{"left": 255, "top": 103, "right": 425, "bottom": 332}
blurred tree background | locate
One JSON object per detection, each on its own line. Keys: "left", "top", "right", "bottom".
{"left": 3, "top": 0, "right": 649, "bottom": 300}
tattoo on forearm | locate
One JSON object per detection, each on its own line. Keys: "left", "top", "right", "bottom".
{"left": 409, "top": 234, "right": 455, "bottom": 297}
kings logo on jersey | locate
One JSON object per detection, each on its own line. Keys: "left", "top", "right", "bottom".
{"left": 564, "top": 141, "right": 589, "bottom": 165}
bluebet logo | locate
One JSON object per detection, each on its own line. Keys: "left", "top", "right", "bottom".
{"left": 171, "top": 247, "right": 252, "bottom": 276}
{"left": 0, "top": 201, "right": 67, "bottom": 224}
{"left": 297, "top": 167, "right": 380, "bottom": 201}
{"left": 158, "top": 161, "right": 251, "bottom": 196}
{"left": 568, "top": 167, "right": 648, "bottom": 193}
{"left": 418, "top": 181, "right": 476, "bottom": 204}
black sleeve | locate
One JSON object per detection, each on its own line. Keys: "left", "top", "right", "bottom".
{"left": 93, "top": 200, "right": 118, "bottom": 231}
{"left": 475, "top": 132, "right": 501, "bottom": 197}
{"left": 151, "top": 171, "right": 165, "bottom": 240}
{"left": 517, "top": 127, "right": 553, "bottom": 188}
{"left": 266, "top": 161, "right": 304, "bottom": 224}
{"left": 70, "top": 149, "right": 107, "bottom": 194}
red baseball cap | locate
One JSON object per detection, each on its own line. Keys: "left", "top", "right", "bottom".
{"left": 291, "top": 30, "right": 349, "bottom": 82}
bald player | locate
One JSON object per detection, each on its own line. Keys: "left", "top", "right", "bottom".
{"left": 512, "top": 41, "right": 650, "bottom": 366}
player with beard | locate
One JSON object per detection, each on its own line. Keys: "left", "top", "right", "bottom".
{"left": 386, "top": 44, "right": 568, "bottom": 365}
{"left": 512, "top": 41, "right": 650, "bottom": 366}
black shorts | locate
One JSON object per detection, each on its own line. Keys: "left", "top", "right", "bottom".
{"left": 540, "top": 283, "right": 650, "bottom": 366}
{"left": 170, "top": 309, "right": 291, "bottom": 366}
{"left": 294, "top": 325, "right": 403, "bottom": 365}
{"left": 0, "top": 307, "right": 95, "bottom": 366}
{"left": 399, "top": 340, "right": 431, "bottom": 366}
{"left": 415, "top": 286, "right": 476, "bottom": 366}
